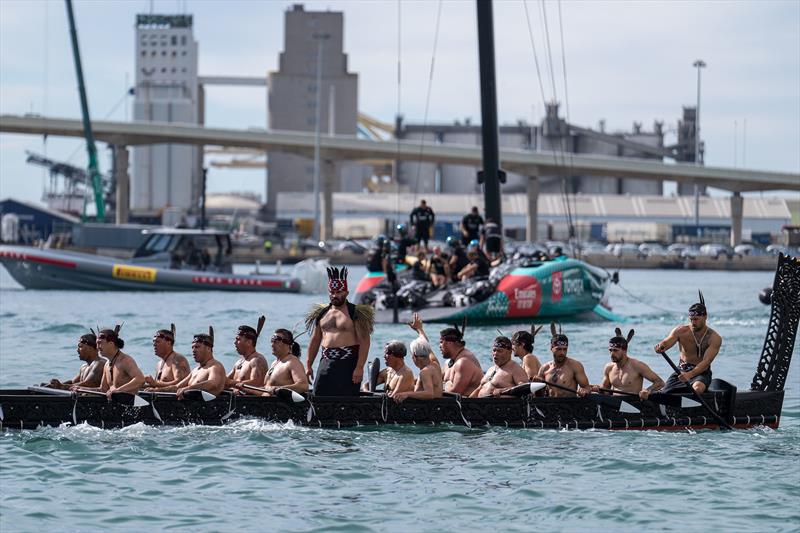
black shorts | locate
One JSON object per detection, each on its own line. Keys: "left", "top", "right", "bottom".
{"left": 415, "top": 227, "right": 430, "bottom": 244}
{"left": 661, "top": 363, "right": 712, "bottom": 393}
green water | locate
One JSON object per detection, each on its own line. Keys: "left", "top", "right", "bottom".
{"left": 1, "top": 266, "right": 798, "bottom": 532}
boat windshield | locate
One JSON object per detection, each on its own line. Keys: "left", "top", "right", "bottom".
{"left": 133, "top": 234, "right": 180, "bottom": 258}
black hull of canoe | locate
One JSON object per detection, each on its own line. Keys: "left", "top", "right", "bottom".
{"left": 0, "top": 389, "right": 783, "bottom": 431}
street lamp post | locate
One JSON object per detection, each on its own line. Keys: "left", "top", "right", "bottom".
{"left": 693, "top": 59, "right": 706, "bottom": 238}
{"left": 312, "top": 33, "right": 330, "bottom": 243}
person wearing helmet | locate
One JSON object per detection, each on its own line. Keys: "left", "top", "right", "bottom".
{"left": 365, "top": 235, "right": 387, "bottom": 272}
{"left": 448, "top": 238, "right": 470, "bottom": 282}
{"left": 394, "top": 224, "right": 416, "bottom": 265}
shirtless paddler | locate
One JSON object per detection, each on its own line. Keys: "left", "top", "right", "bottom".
{"left": 305, "top": 266, "right": 374, "bottom": 396}
{"left": 75, "top": 325, "right": 145, "bottom": 399}
{"left": 236, "top": 329, "right": 308, "bottom": 396}
{"left": 226, "top": 315, "right": 268, "bottom": 389}
{"left": 654, "top": 291, "right": 722, "bottom": 394}
{"left": 593, "top": 328, "right": 664, "bottom": 399}
{"left": 147, "top": 327, "right": 226, "bottom": 399}
{"left": 470, "top": 336, "right": 529, "bottom": 397}
{"left": 44, "top": 331, "right": 105, "bottom": 390}
{"left": 534, "top": 323, "right": 591, "bottom": 398}
{"left": 144, "top": 324, "right": 190, "bottom": 389}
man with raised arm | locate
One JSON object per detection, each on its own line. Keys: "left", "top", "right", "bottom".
{"left": 305, "top": 267, "right": 374, "bottom": 396}
{"left": 534, "top": 324, "right": 591, "bottom": 398}
{"left": 366, "top": 340, "right": 414, "bottom": 396}
{"left": 143, "top": 324, "right": 190, "bottom": 389}
{"left": 75, "top": 325, "right": 145, "bottom": 399}
{"left": 470, "top": 336, "right": 529, "bottom": 398}
{"left": 654, "top": 291, "right": 722, "bottom": 394}
{"left": 594, "top": 328, "right": 664, "bottom": 400}
{"left": 44, "top": 331, "right": 105, "bottom": 390}
{"left": 226, "top": 316, "right": 268, "bottom": 389}
{"left": 147, "top": 327, "right": 226, "bottom": 399}
{"left": 407, "top": 312, "right": 482, "bottom": 371}
{"left": 238, "top": 328, "right": 308, "bottom": 396}
{"left": 392, "top": 337, "right": 443, "bottom": 403}
{"left": 511, "top": 325, "right": 543, "bottom": 381}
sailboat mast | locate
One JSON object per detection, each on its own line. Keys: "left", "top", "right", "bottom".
{"left": 476, "top": 0, "right": 503, "bottom": 228}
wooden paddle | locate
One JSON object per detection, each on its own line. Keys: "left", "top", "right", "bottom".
{"left": 543, "top": 380, "right": 640, "bottom": 414}
{"left": 74, "top": 387, "right": 149, "bottom": 407}
{"left": 241, "top": 384, "right": 306, "bottom": 403}
{"left": 28, "top": 385, "right": 73, "bottom": 397}
{"left": 658, "top": 351, "right": 733, "bottom": 430}
{"left": 597, "top": 387, "right": 701, "bottom": 409}
{"left": 144, "top": 390, "right": 217, "bottom": 402}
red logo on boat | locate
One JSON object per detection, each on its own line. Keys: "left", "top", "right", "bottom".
{"left": 496, "top": 275, "right": 542, "bottom": 317}
{"left": 552, "top": 271, "right": 563, "bottom": 302}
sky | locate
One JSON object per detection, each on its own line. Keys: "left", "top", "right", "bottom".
{"left": 1, "top": 0, "right": 798, "bottom": 205}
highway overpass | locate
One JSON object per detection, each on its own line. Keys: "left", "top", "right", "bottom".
{"left": 2, "top": 114, "right": 798, "bottom": 243}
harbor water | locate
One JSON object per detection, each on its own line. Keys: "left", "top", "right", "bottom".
{"left": 0, "top": 266, "right": 798, "bottom": 532}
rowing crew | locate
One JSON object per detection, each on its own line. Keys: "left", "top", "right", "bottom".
{"left": 43, "top": 318, "right": 310, "bottom": 400}
{"left": 42, "top": 263, "right": 721, "bottom": 404}
{"left": 369, "top": 289, "right": 722, "bottom": 402}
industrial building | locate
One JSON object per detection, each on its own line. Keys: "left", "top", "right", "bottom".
{"left": 276, "top": 192, "right": 791, "bottom": 244}
{"left": 131, "top": 14, "right": 201, "bottom": 216}
{"left": 396, "top": 104, "right": 702, "bottom": 197}
{"left": 266, "top": 4, "right": 366, "bottom": 219}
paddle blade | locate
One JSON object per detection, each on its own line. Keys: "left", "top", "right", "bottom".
{"left": 275, "top": 388, "right": 306, "bottom": 403}
{"left": 200, "top": 390, "right": 216, "bottom": 402}
{"left": 589, "top": 394, "right": 641, "bottom": 414}
{"left": 529, "top": 382, "right": 547, "bottom": 394}
{"left": 132, "top": 395, "right": 150, "bottom": 408}
{"left": 617, "top": 401, "right": 640, "bottom": 414}
{"left": 681, "top": 396, "right": 702, "bottom": 408}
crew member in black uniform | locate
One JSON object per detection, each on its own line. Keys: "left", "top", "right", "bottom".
{"left": 482, "top": 218, "right": 503, "bottom": 258}
{"left": 447, "top": 236, "right": 470, "bottom": 283}
{"left": 460, "top": 206, "right": 484, "bottom": 246}
{"left": 394, "top": 224, "right": 416, "bottom": 265}
{"left": 365, "top": 235, "right": 387, "bottom": 273}
{"left": 410, "top": 199, "right": 435, "bottom": 250}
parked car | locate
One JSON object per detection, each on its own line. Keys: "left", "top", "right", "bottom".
{"left": 699, "top": 244, "right": 736, "bottom": 260}
{"left": 734, "top": 244, "right": 767, "bottom": 256}
{"left": 638, "top": 243, "right": 667, "bottom": 257}
{"left": 766, "top": 244, "right": 792, "bottom": 256}
{"left": 611, "top": 243, "right": 643, "bottom": 258}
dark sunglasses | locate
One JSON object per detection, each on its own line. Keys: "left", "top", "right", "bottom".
{"left": 270, "top": 334, "right": 291, "bottom": 345}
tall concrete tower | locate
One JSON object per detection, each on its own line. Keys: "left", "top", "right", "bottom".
{"left": 132, "top": 14, "right": 200, "bottom": 217}
{"left": 267, "top": 4, "right": 360, "bottom": 219}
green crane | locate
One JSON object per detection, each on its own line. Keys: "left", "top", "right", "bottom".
{"left": 64, "top": 0, "right": 105, "bottom": 222}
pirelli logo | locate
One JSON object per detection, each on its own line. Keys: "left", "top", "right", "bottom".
{"left": 112, "top": 265, "right": 157, "bottom": 283}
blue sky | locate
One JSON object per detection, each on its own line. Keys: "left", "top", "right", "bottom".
{"left": 1, "top": 0, "right": 798, "bottom": 204}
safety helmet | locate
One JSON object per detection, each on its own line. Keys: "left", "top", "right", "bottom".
{"left": 396, "top": 223, "right": 408, "bottom": 235}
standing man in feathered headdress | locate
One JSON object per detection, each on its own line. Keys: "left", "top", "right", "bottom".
{"left": 305, "top": 266, "right": 375, "bottom": 395}
{"left": 654, "top": 291, "right": 723, "bottom": 394}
